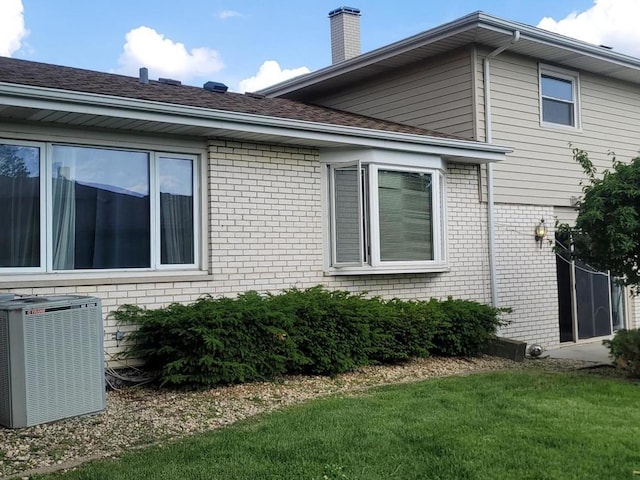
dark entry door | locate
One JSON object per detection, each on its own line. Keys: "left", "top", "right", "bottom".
{"left": 556, "top": 249, "right": 573, "bottom": 342}
{"left": 574, "top": 260, "right": 612, "bottom": 339}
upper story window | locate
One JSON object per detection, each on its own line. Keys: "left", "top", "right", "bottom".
{"left": 0, "top": 141, "right": 199, "bottom": 273}
{"left": 323, "top": 149, "right": 447, "bottom": 275}
{"left": 539, "top": 65, "right": 580, "bottom": 129}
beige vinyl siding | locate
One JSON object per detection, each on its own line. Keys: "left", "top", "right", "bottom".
{"left": 554, "top": 206, "right": 578, "bottom": 226}
{"left": 480, "top": 51, "right": 640, "bottom": 206}
{"left": 313, "top": 48, "right": 476, "bottom": 139}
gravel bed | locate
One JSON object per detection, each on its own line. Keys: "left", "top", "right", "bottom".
{"left": 0, "top": 356, "right": 616, "bottom": 478}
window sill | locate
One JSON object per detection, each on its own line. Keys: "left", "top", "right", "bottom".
{"left": 324, "top": 265, "right": 449, "bottom": 276}
{"left": 0, "top": 270, "right": 212, "bottom": 289}
{"left": 539, "top": 121, "right": 583, "bottom": 134}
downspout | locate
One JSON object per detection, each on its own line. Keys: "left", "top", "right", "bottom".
{"left": 484, "top": 30, "right": 520, "bottom": 307}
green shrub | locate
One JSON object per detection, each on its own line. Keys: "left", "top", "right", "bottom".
{"left": 113, "top": 292, "right": 297, "bottom": 387}
{"left": 604, "top": 329, "right": 640, "bottom": 377}
{"left": 431, "top": 298, "right": 507, "bottom": 356}
{"left": 267, "top": 287, "right": 374, "bottom": 375}
{"left": 113, "top": 287, "right": 505, "bottom": 388}
{"left": 367, "top": 298, "right": 440, "bottom": 363}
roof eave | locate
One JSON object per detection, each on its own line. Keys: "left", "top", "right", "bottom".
{"left": 261, "top": 11, "right": 640, "bottom": 97}
{"left": 260, "top": 12, "right": 484, "bottom": 96}
{"left": 478, "top": 12, "right": 640, "bottom": 69}
{"left": 0, "top": 82, "right": 511, "bottom": 163}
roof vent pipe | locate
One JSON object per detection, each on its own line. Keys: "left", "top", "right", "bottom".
{"left": 138, "top": 67, "right": 149, "bottom": 84}
{"left": 328, "top": 6, "right": 361, "bottom": 64}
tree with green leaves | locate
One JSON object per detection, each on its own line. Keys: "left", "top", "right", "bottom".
{"left": 564, "top": 147, "right": 640, "bottom": 289}
{"left": 0, "top": 145, "right": 30, "bottom": 178}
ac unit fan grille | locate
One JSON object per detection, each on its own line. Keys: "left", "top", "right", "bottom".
{"left": 24, "top": 304, "right": 104, "bottom": 426}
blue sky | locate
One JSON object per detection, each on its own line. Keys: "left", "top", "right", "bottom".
{"left": 3, "top": 0, "right": 638, "bottom": 92}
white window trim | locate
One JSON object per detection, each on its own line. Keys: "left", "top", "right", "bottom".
{"left": 0, "top": 140, "right": 204, "bottom": 276}
{"left": 0, "top": 140, "right": 47, "bottom": 274}
{"left": 154, "top": 152, "right": 201, "bottom": 271}
{"left": 322, "top": 149, "right": 448, "bottom": 275}
{"left": 539, "top": 63, "right": 581, "bottom": 131}
{"left": 0, "top": 270, "right": 212, "bottom": 290}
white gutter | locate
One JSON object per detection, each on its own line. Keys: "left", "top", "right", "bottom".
{"left": 0, "top": 82, "right": 511, "bottom": 161}
{"left": 484, "top": 30, "right": 520, "bottom": 307}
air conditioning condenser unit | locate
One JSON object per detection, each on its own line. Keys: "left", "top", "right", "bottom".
{"left": 0, "top": 294, "right": 105, "bottom": 428}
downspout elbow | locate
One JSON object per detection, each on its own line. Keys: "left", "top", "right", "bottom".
{"left": 487, "top": 30, "right": 521, "bottom": 59}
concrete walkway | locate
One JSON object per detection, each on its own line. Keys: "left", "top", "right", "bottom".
{"left": 546, "top": 340, "right": 613, "bottom": 364}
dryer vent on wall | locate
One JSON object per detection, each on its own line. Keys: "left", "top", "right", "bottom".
{"left": 0, "top": 294, "right": 105, "bottom": 428}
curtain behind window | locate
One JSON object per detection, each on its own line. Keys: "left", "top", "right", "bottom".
{"left": 52, "top": 145, "right": 150, "bottom": 269}
{"left": 159, "top": 157, "right": 194, "bottom": 265}
{"left": 0, "top": 145, "right": 40, "bottom": 268}
{"left": 52, "top": 168, "right": 76, "bottom": 270}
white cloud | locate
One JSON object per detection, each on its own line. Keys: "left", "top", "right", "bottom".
{"left": 239, "top": 60, "right": 310, "bottom": 93}
{"left": 116, "top": 26, "right": 224, "bottom": 81}
{"left": 538, "top": 0, "right": 640, "bottom": 57}
{"left": 218, "top": 10, "right": 242, "bottom": 20}
{"left": 0, "top": 0, "right": 28, "bottom": 57}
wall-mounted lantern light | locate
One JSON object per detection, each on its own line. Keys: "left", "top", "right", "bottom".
{"left": 535, "top": 219, "right": 547, "bottom": 248}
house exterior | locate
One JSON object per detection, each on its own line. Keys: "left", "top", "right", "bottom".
{"left": 0, "top": 56, "right": 510, "bottom": 363}
{"left": 263, "top": 10, "right": 640, "bottom": 346}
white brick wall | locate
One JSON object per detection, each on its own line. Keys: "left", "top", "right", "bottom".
{"left": 207, "top": 140, "right": 324, "bottom": 292}
{"left": 4, "top": 140, "right": 570, "bottom": 361}
{"left": 493, "top": 204, "right": 559, "bottom": 347}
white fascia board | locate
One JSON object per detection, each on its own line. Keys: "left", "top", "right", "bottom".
{"left": 0, "top": 82, "right": 511, "bottom": 162}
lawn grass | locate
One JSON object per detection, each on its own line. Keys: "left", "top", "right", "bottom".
{"left": 40, "top": 371, "right": 640, "bottom": 480}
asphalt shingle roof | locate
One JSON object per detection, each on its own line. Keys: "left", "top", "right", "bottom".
{"left": 0, "top": 56, "right": 463, "bottom": 140}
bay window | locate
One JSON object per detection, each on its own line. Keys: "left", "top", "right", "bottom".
{"left": 326, "top": 154, "right": 447, "bottom": 274}
{"left": 0, "top": 141, "right": 198, "bottom": 273}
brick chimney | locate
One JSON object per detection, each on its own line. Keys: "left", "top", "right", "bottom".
{"left": 328, "top": 7, "right": 361, "bottom": 64}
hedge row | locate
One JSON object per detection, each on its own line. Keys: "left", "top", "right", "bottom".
{"left": 113, "top": 286, "right": 507, "bottom": 387}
